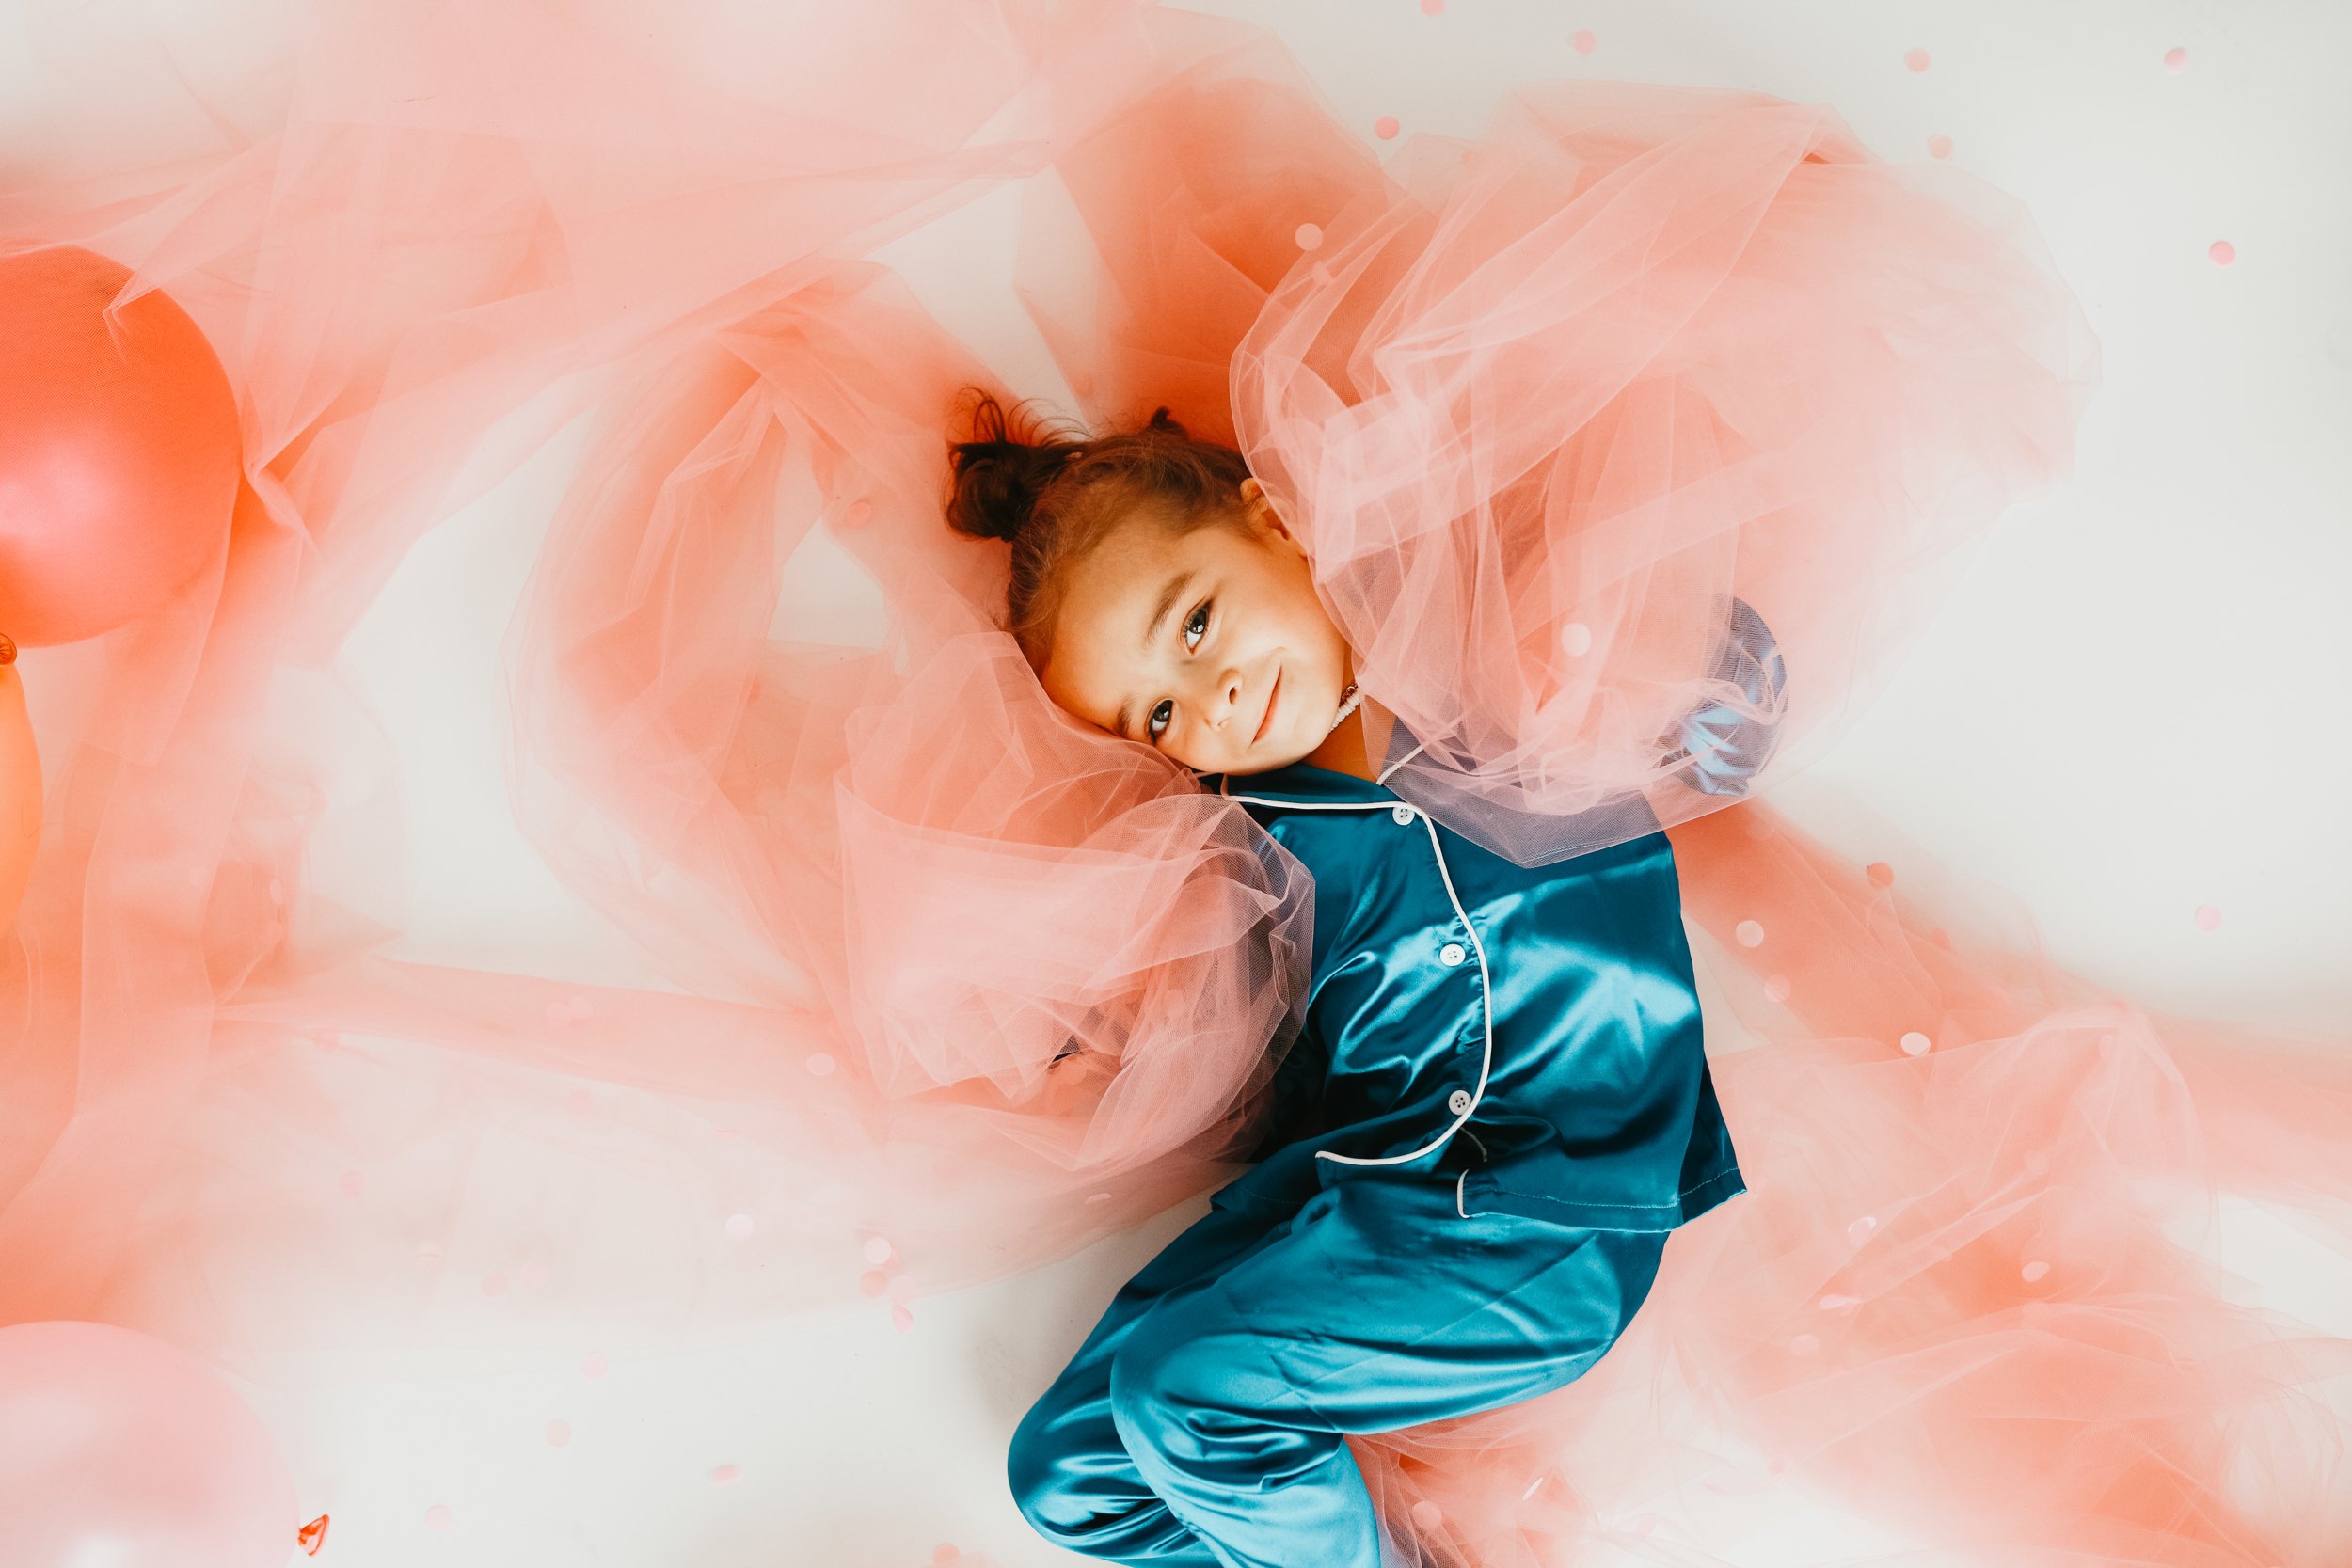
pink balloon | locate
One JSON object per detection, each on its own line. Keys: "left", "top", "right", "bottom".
{"left": 0, "top": 1321, "right": 298, "bottom": 1568}
{"left": 0, "top": 245, "right": 242, "bottom": 647}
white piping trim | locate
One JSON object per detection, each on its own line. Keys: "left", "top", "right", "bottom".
{"left": 1218, "top": 767, "right": 1493, "bottom": 1172}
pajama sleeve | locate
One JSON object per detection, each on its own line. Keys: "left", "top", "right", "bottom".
{"left": 1658, "top": 595, "right": 1788, "bottom": 798}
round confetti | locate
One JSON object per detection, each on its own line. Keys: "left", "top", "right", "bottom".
{"left": 1569, "top": 29, "right": 1597, "bottom": 55}
{"left": 425, "top": 1505, "right": 453, "bottom": 1531}
{"left": 2163, "top": 46, "right": 2188, "bottom": 73}
{"left": 2022, "top": 1259, "right": 2051, "bottom": 1283}
{"left": 1819, "top": 1292, "right": 1861, "bottom": 1310}
{"left": 1559, "top": 621, "right": 1592, "bottom": 657}
{"left": 1929, "top": 927, "right": 1951, "bottom": 950}
{"left": 1294, "top": 222, "right": 1323, "bottom": 251}
{"left": 1847, "top": 1215, "right": 1878, "bottom": 1246}
{"left": 804, "top": 1053, "right": 836, "bottom": 1076}
{"left": 844, "top": 499, "right": 873, "bottom": 528}
{"left": 1411, "top": 1501, "right": 1443, "bottom": 1530}
{"left": 2194, "top": 904, "right": 2222, "bottom": 930}
{"left": 1904, "top": 49, "right": 1931, "bottom": 72}
{"left": 891, "top": 1303, "right": 915, "bottom": 1332}
{"left": 862, "top": 1235, "right": 895, "bottom": 1266}
{"left": 1763, "top": 974, "right": 1791, "bottom": 1003}
{"left": 725, "top": 1212, "right": 755, "bottom": 1241}
{"left": 547, "top": 1418, "right": 572, "bottom": 1448}
{"left": 1733, "top": 919, "right": 1764, "bottom": 947}
{"left": 1790, "top": 1334, "right": 1820, "bottom": 1356}
{"left": 1899, "top": 1031, "right": 1932, "bottom": 1056}
{"left": 1927, "top": 134, "right": 1953, "bottom": 161}
{"left": 339, "top": 1170, "right": 364, "bottom": 1198}
{"left": 860, "top": 1269, "right": 889, "bottom": 1297}
{"left": 1420, "top": 0, "right": 1443, "bottom": 14}
{"left": 482, "top": 1272, "right": 508, "bottom": 1297}
{"left": 2208, "top": 241, "right": 2234, "bottom": 267}
{"left": 711, "top": 1464, "right": 740, "bottom": 1485}
{"left": 933, "top": 1548, "right": 961, "bottom": 1567}
{"left": 1374, "top": 115, "right": 1400, "bottom": 141}
{"left": 581, "top": 1351, "right": 608, "bottom": 1379}
{"left": 1866, "top": 862, "right": 1894, "bottom": 889}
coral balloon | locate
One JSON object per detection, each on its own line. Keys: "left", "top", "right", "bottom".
{"left": 0, "top": 1321, "right": 299, "bottom": 1568}
{"left": 0, "top": 245, "right": 241, "bottom": 646}
{"left": 0, "top": 636, "right": 35, "bottom": 937}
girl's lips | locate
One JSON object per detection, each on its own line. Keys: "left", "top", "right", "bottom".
{"left": 1253, "top": 667, "right": 1280, "bottom": 745}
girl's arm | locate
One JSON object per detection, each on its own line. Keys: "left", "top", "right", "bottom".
{"left": 1658, "top": 595, "right": 1788, "bottom": 798}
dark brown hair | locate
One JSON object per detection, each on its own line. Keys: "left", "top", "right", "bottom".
{"left": 942, "top": 386, "right": 1256, "bottom": 673}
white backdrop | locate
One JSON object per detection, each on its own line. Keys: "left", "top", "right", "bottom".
{"left": 20, "top": 0, "right": 2348, "bottom": 1562}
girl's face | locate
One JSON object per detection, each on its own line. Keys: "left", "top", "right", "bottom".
{"left": 1039, "top": 477, "right": 1354, "bottom": 776}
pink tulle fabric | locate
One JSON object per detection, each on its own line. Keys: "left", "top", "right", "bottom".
{"left": 2, "top": 0, "right": 2345, "bottom": 1562}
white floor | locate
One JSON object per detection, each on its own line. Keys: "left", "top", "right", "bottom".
{"left": 27, "top": 0, "right": 2352, "bottom": 1562}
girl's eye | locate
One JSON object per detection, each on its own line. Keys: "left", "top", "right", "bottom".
{"left": 1146, "top": 602, "right": 1212, "bottom": 743}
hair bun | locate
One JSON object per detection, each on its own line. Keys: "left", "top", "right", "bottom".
{"left": 943, "top": 391, "right": 1080, "bottom": 545}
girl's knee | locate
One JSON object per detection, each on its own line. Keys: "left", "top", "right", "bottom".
{"left": 1005, "top": 1402, "right": 1100, "bottom": 1544}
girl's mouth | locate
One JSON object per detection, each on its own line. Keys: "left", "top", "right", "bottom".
{"left": 1252, "top": 667, "right": 1280, "bottom": 745}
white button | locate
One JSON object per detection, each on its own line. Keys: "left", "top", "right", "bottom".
{"left": 1447, "top": 1089, "right": 1473, "bottom": 1116}
{"left": 1438, "top": 942, "right": 1467, "bottom": 967}
{"left": 1391, "top": 804, "right": 1416, "bottom": 825}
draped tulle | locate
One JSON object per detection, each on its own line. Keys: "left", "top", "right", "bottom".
{"left": 2, "top": 0, "right": 2345, "bottom": 1562}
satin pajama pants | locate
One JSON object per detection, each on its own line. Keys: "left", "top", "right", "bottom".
{"left": 1005, "top": 1151, "right": 1671, "bottom": 1568}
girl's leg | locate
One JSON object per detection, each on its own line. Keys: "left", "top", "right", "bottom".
{"left": 1007, "top": 1168, "right": 1312, "bottom": 1566}
{"left": 1103, "top": 1177, "right": 1668, "bottom": 1568}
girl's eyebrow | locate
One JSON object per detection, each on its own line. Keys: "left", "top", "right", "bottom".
{"left": 1114, "top": 568, "right": 1199, "bottom": 739}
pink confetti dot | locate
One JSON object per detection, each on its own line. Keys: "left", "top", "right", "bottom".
{"left": 1847, "top": 1215, "right": 1877, "bottom": 1246}
{"left": 1374, "top": 115, "right": 1400, "bottom": 141}
{"left": 1569, "top": 30, "right": 1597, "bottom": 55}
{"left": 581, "top": 1351, "right": 608, "bottom": 1379}
{"left": 804, "top": 1053, "right": 836, "bottom": 1076}
{"left": 2163, "top": 46, "right": 2188, "bottom": 73}
{"left": 891, "top": 1303, "right": 915, "bottom": 1332}
{"left": 1559, "top": 621, "right": 1591, "bottom": 657}
{"left": 2022, "top": 1259, "right": 2050, "bottom": 1282}
{"left": 339, "top": 1170, "right": 365, "bottom": 1198}
{"left": 425, "top": 1505, "right": 453, "bottom": 1531}
{"left": 1734, "top": 920, "right": 1764, "bottom": 948}
{"left": 482, "top": 1272, "right": 508, "bottom": 1297}
{"left": 547, "top": 1418, "right": 572, "bottom": 1448}
{"left": 564, "top": 1087, "right": 595, "bottom": 1115}
{"left": 862, "top": 1235, "right": 894, "bottom": 1266}
{"left": 1865, "top": 862, "right": 1894, "bottom": 889}
{"left": 1904, "top": 49, "right": 1931, "bottom": 72}
{"left": 859, "top": 1269, "right": 889, "bottom": 1297}
{"left": 517, "top": 1259, "right": 548, "bottom": 1290}
{"left": 710, "top": 1464, "right": 740, "bottom": 1486}
{"left": 2194, "top": 903, "right": 2223, "bottom": 929}
{"left": 725, "top": 1213, "right": 755, "bottom": 1241}
{"left": 1295, "top": 222, "right": 1323, "bottom": 251}
{"left": 2208, "top": 242, "right": 2234, "bottom": 267}
{"left": 844, "top": 499, "right": 873, "bottom": 528}
{"left": 1420, "top": 0, "right": 1443, "bottom": 13}
{"left": 1790, "top": 1334, "right": 1820, "bottom": 1357}
{"left": 1899, "top": 1031, "right": 1932, "bottom": 1056}
{"left": 1411, "top": 1501, "right": 1443, "bottom": 1530}
{"left": 1929, "top": 927, "right": 1951, "bottom": 950}
{"left": 1819, "top": 1292, "right": 1861, "bottom": 1309}
{"left": 1927, "top": 134, "right": 1953, "bottom": 160}
{"left": 933, "top": 1548, "right": 961, "bottom": 1567}
{"left": 1763, "top": 974, "right": 1791, "bottom": 1004}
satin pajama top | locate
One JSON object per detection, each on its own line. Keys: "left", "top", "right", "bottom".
{"left": 1197, "top": 597, "right": 1787, "bottom": 1233}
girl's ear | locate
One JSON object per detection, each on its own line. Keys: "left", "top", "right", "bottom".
{"left": 1240, "top": 476, "right": 1298, "bottom": 546}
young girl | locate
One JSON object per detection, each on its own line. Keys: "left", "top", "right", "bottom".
{"left": 946, "top": 390, "right": 1787, "bottom": 1568}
